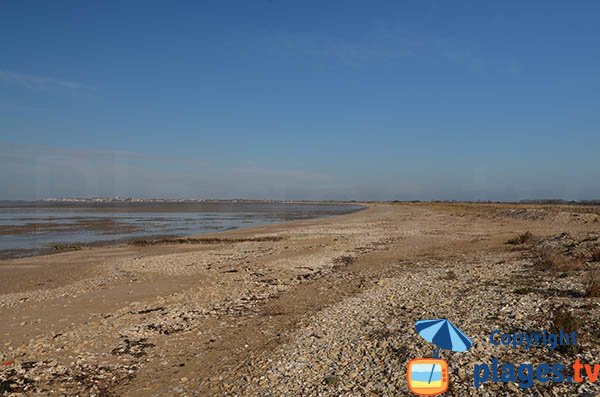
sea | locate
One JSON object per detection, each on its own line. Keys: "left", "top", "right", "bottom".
{"left": 0, "top": 201, "right": 363, "bottom": 259}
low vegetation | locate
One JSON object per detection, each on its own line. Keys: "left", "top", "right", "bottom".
{"left": 323, "top": 375, "right": 339, "bottom": 386}
{"left": 551, "top": 306, "right": 579, "bottom": 334}
{"left": 532, "top": 247, "right": 583, "bottom": 272}
{"left": 513, "top": 287, "right": 534, "bottom": 295}
{"left": 333, "top": 255, "right": 354, "bottom": 266}
{"left": 442, "top": 270, "right": 457, "bottom": 280}
{"left": 551, "top": 306, "right": 580, "bottom": 355}
{"left": 506, "top": 231, "right": 534, "bottom": 245}
{"left": 51, "top": 244, "right": 82, "bottom": 252}
{"left": 586, "top": 270, "right": 600, "bottom": 298}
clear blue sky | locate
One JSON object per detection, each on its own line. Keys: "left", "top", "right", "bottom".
{"left": 1, "top": 1, "right": 599, "bottom": 200}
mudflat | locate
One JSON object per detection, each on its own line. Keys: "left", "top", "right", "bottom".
{"left": 0, "top": 201, "right": 360, "bottom": 260}
{"left": 1, "top": 203, "right": 599, "bottom": 396}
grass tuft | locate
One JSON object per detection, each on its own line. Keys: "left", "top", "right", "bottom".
{"left": 550, "top": 306, "right": 580, "bottom": 355}
{"left": 590, "top": 249, "right": 600, "bottom": 262}
{"left": 51, "top": 244, "right": 82, "bottom": 252}
{"left": 532, "top": 247, "right": 583, "bottom": 272}
{"left": 585, "top": 269, "right": 600, "bottom": 297}
{"left": 323, "top": 375, "right": 339, "bottom": 386}
{"left": 333, "top": 255, "right": 354, "bottom": 266}
{"left": 442, "top": 270, "right": 457, "bottom": 280}
{"left": 506, "top": 231, "right": 534, "bottom": 245}
{"left": 551, "top": 306, "right": 579, "bottom": 333}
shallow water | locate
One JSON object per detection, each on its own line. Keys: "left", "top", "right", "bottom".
{"left": 0, "top": 202, "right": 362, "bottom": 254}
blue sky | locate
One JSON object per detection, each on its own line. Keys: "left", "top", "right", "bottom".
{"left": 1, "top": 1, "right": 599, "bottom": 200}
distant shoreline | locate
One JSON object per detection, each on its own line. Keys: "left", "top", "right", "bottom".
{"left": 0, "top": 199, "right": 363, "bottom": 212}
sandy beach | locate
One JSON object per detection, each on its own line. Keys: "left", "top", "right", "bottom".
{"left": 1, "top": 203, "right": 600, "bottom": 396}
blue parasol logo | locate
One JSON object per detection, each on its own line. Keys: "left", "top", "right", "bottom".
{"left": 407, "top": 318, "right": 472, "bottom": 395}
{"left": 415, "top": 318, "right": 473, "bottom": 356}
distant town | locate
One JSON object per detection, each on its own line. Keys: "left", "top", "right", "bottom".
{"left": 45, "top": 197, "right": 210, "bottom": 203}
{"left": 40, "top": 197, "right": 346, "bottom": 204}
{"left": 43, "top": 197, "right": 282, "bottom": 203}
